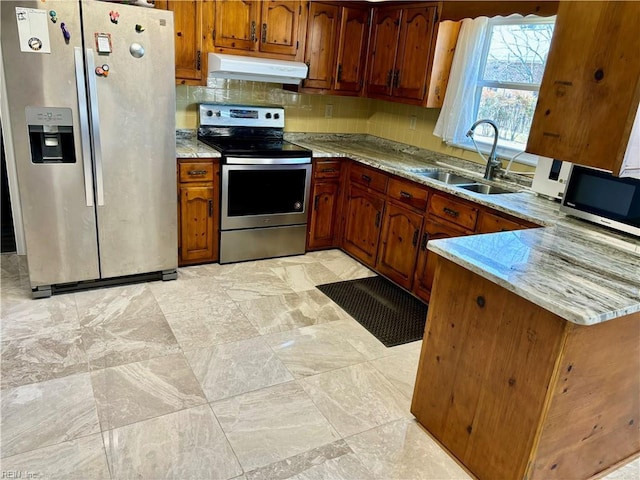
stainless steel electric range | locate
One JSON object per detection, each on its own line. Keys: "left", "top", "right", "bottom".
{"left": 197, "top": 104, "right": 312, "bottom": 264}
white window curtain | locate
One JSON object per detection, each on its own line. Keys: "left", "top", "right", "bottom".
{"left": 433, "top": 17, "right": 489, "bottom": 145}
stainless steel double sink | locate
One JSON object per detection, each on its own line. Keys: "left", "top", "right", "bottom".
{"left": 409, "top": 169, "right": 516, "bottom": 195}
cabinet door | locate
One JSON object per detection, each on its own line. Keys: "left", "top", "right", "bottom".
{"left": 179, "top": 185, "right": 217, "bottom": 264}
{"left": 376, "top": 203, "right": 423, "bottom": 290}
{"left": 476, "top": 209, "right": 523, "bottom": 234}
{"left": 260, "top": 1, "right": 301, "bottom": 57}
{"left": 527, "top": 1, "right": 640, "bottom": 175}
{"left": 214, "top": 0, "right": 259, "bottom": 52}
{"left": 303, "top": 2, "right": 339, "bottom": 90}
{"left": 366, "top": 7, "right": 401, "bottom": 98}
{"left": 308, "top": 180, "right": 340, "bottom": 250}
{"left": 413, "top": 217, "right": 467, "bottom": 302}
{"left": 342, "top": 184, "right": 385, "bottom": 268}
{"left": 157, "top": 0, "right": 203, "bottom": 83}
{"left": 393, "top": 5, "right": 436, "bottom": 101}
{"left": 334, "top": 5, "right": 370, "bottom": 94}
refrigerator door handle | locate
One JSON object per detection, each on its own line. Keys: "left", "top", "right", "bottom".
{"left": 74, "top": 47, "right": 94, "bottom": 207}
{"left": 85, "top": 48, "right": 105, "bottom": 206}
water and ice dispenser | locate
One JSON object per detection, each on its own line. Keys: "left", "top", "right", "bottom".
{"left": 25, "top": 106, "right": 76, "bottom": 163}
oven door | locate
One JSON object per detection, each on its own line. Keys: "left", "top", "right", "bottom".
{"left": 221, "top": 163, "right": 312, "bottom": 230}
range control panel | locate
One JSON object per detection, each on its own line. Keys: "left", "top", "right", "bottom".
{"left": 199, "top": 104, "right": 285, "bottom": 128}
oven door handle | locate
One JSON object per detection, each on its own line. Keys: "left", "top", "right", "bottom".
{"left": 224, "top": 157, "right": 311, "bottom": 165}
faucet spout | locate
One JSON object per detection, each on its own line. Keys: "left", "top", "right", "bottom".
{"left": 466, "top": 119, "right": 501, "bottom": 181}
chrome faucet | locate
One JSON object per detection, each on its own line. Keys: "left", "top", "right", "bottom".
{"left": 466, "top": 119, "right": 501, "bottom": 181}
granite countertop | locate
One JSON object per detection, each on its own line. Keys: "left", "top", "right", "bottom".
{"left": 176, "top": 131, "right": 220, "bottom": 158}
{"left": 176, "top": 132, "right": 640, "bottom": 325}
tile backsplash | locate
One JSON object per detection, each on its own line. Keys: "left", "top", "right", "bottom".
{"left": 176, "top": 82, "right": 532, "bottom": 170}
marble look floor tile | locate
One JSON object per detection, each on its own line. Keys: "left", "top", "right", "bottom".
{"left": 149, "top": 277, "right": 235, "bottom": 314}
{"left": 212, "top": 381, "right": 340, "bottom": 471}
{"left": 0, "top": 433, "right": 110, "bottom": 480}
{"left": 104, "top": 404, "right": 242, "bottom": 480}
{"left": 369, "top": 348, "right": 421, "bottom": 400}
{"left": 165, "top": 303, "right": 259, "bottom": 351}
{"left": 300, "top": 363, "right": 410, "bottom": 437}
{"left": 271, "top": 263, "right": 342, "bottom": 293}
{"left": 1, "top": 329, "right": 88, "bottom": 389}
{"left": 75, "top": 284, "right": 162, "bottom": 326}
{"left": 0, "top": 254, "right": 28, "bottom": 283}
{"left": 0, "top": 293, "right": 79, "bottom": 341}
{"left": 237, "top": 290, "right": 351, "bottom": 335}
{"left": 0, "top": 373, "right": 100, "bottom": 458}
{"left": 91, "top": 353, "right": 206, "bottom": 430}
{"left": 602, "top": 457, "right": 640, "bottom": 479}
{"left": 325, "top": 318, "right": 390, "bottom": 361}
{"left": 346, "top": 418, "right": 472, "bottom": 480}
{"left": 211, "top": 266, "right": 295, "bottom": 302}
{"left": 186, "top": 336, "right": 293, "bottom": 401}
{"left": 320, "top": 254, "right": 377, "bottom": 281}
{"left": 245, "top": 440, "right": 372, "bottom": 480}
{"left": 264, "top": 321, "right": 368, "bottom": 378}
{"left": 81, "top": 311, "right": 180, "bottom": 370}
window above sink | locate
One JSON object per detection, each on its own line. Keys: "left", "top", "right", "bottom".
{"left": 434, "top": 15, "right": 556, "bottom": 166}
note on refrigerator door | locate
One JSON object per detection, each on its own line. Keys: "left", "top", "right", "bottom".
{"left": 16, "top": 7, "right": 51, "bottom": 54}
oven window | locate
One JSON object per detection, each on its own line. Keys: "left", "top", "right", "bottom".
{"left": 227, "top": 168, "right": 307, "bottom": 216}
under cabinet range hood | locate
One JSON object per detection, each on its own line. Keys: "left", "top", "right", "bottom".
{"left": 208, "top": 53, "right": 308, "bottom": 85}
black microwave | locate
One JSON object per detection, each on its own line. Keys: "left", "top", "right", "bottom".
{"left": 560, "top": 165, "right": 640, "bottom": 237}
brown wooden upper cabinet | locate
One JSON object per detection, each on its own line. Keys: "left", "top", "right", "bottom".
{"left": 156, "top": 0, "right": 204, "bottom": 85}
{"left": 211, "top": 0, "right": 304, "bottom": 60}
{"left": 367, "top": 4, "right": 438, "bottom": 104}
{"left": 302, "top": 3, "right": 370, "bottom": 95}
{"left": 526, "top": 0, "right": 640, "bottom": 176}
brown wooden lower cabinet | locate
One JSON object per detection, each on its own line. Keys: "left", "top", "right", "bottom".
{"left": 412, "top": 256, "right": 640, "bottom": 480}
{"left": 376, "top": 202, "right": 423, "bottom": 290}
{"left": 412, "top": 217, "right": 470, "bottom": 302}
{"left": 177, "top": 159, "right": 219, "bottom": 266}
{"left": 307, "top": 180, "right": 340, "bottom": 250}
{"left": 342, "top": 183, "right": 385, "bottom": 268}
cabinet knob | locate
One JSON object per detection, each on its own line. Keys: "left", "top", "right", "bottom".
{"left": 476, "top": 296, "right": 485, "bottom": 308}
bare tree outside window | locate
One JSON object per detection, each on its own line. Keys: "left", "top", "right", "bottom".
{"left": 473, "top": 20, "right": 555, "bottom": 151}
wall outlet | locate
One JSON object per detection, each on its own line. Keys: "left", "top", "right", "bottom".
{"left": 325, "top": 104, "right": 333, "bottom": 118}
{"left": 409, "top": 115, "right": 417, "bottom": 130}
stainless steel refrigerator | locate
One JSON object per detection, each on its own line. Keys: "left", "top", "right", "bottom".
{"left": 1, "top": 0, "right": 177, "bottom": 297}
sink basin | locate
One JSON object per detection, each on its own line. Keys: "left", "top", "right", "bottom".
{"left": 457, "top": 183, "right": 515, "bottom": 195}
{"left": 414, "top": 171, "right": 477, "bottom": 185}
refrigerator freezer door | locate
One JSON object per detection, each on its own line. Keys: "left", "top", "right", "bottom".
{"left": 1, "top": 0, "right": 100, "bottom": 288}
{"left": 80, "top": 1, "right": 177, "bottom": 278}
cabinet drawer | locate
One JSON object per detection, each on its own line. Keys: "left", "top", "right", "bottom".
{"left": 314, "top": 160, "right": 342, "bottom": 179}
{"left": 350, "top": 163, "right": 388, "bottom": 193}
{"left": 388, "top": 177, "right": 429, "bottom": 211}
{"left": 179, "top": 161, "right": 215, "bottom": 183}
{"left": 477, "top": 210, "right": 522, "bottom": 233}
{"left": 429, "top": 193, "right": 478, "bottom": 231}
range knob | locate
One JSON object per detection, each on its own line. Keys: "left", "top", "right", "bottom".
{"left": 215, "top": 111, "right": 221, "bottom": 117}
{"left": 265, "top": 112, "right": 272, "bottom": 119}
{"left": 206, "top": 110, "right": 213, "bottom": 117}
{"left": 274, "top": 113, "right": 280, "bottom": 119}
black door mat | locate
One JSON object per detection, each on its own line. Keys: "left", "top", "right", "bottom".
{"left": 316, "top": 276, "right": 428, "bottom": 347}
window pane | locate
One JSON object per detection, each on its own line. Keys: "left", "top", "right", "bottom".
{"left": 482, "top": 22, "right": 554, "bottom": 84}
{"left": 476, "top": 87, "right": 538, "bottom": 150}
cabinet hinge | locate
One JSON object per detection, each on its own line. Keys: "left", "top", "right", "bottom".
{"left": 212, "top": 29, "right": 216, "bottom": 40}
{"left": 367, "top": 14, "right": 371, "bottom": 26}
{"left": 423, "top": 84, "right": 427, "bottom": 97}
{"left": 196, "top": 50, "right": 201, "bottom": 71}
{"left": 434, "top": 10, "right": 438, "bottom": 23}
{"left": 296, "top": 40, "right": 299, "bottom": 50}
{"left": 299, "top": 4, "right": 302, "bottom": 14}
